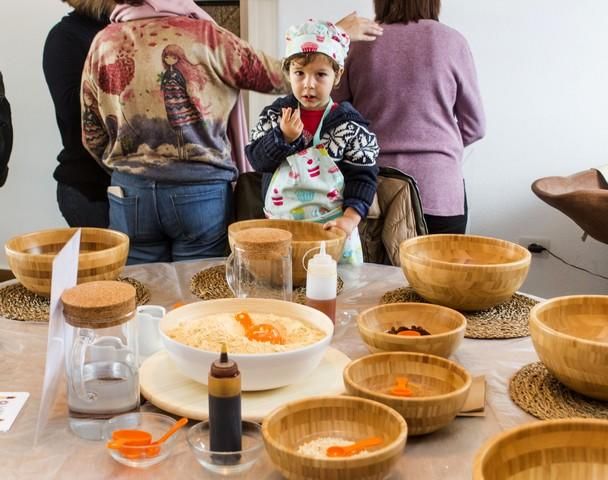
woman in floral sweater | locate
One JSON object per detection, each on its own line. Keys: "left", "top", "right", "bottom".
{"left": 82, "top": 0, "right": 381, "bottom": 264}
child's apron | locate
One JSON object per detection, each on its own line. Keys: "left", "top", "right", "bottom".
{"left": 264, "top": 101, "right": 363, "bottom": 265}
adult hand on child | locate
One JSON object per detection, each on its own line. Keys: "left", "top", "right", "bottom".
{"left": 336, "top": 11, "right": 383, "bottom": 42}
{"left": 280, "top": 107, "right": 303, "bottom": 144}
{"left": 324, "top": 208, "right": 361, "bottom": 236}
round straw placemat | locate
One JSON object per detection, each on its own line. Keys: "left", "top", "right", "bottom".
{"left": 510, "top": 362, "right": 608, "bottom": 420}
{"left": 190, "top": 264, "right": 343, "bottom": 305}
{"left": 0, "top": 277, "right": 150, "bottom": 322}
{"left": 380, "top": 287, "right": 537, "bottom": 339}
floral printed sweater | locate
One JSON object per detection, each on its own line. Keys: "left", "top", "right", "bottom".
{"left": 246, "top": 94, "right": 379, "bottom": 218}
{"left": 81, "top": 16, "right": 287, "bottom": 183}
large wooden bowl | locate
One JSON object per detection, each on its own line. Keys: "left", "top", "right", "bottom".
{"left": 262, "top": 395, "right": 407, "bottom": 480}
{"left": 529, "top": 295, "right": 608, "bottom": 400}
{"left": 228, "top": 219, "right": 346, "bottom": 286}
{"left": 473, "top": 419, "right": 608, "bottom": 479}
{"left": 400, "top": 234, "right": 531, "bottom": 311}
{"left": 4, "top": 228, "right": 129, "bottom": 297}
{"left": 357, "top": 303, "right": 466, "bottom": 358}
{"left": 343, "top": 352, "right": 471, "bottom": 436}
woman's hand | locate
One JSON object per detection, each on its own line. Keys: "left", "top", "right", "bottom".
{"left": 324, "top": 207, "right": 361, "bottom": 236}
{"left": 336, "top": 11, "right": 383, "bottom": 42}
{"left": 280, "top": 107, "right": 303, "bottom": 144}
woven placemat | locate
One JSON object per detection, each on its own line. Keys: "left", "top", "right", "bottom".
{"left": 190, "top": 264, "right": 343, "bottom": 305}
{"left": 380, "top": 287, "right": 538, "bottom": 339}
{"left": 510, "top": 362, "right": 608, "bottom": 420}
{"left": 0, "top": 277, "right": 150, "bottom": 322}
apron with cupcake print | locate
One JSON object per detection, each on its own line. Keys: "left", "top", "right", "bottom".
{"left": 264, "top": 100, "right": 363, "bottom": 265}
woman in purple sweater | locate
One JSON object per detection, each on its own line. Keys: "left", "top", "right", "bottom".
{"left": 333, "top": 0, "right": 485, "bottom": 234}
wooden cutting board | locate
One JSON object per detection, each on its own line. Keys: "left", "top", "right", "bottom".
{"left": 140, "top": 348, "right": 350, "bottom": 422}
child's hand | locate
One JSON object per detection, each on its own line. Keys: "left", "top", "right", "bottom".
{"left": 280, "top": 107, "right": 303, "bottom": 144}
{"left": 324, "top": 208, "right": 361, "bottom": 236}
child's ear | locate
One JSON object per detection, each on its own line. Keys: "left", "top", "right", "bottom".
{"left": 334, "top": 67, "right": 344, "bottom": 87}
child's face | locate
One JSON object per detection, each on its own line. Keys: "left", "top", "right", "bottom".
{"left": 288, "top": 55, "right": 343, "bottom": 111}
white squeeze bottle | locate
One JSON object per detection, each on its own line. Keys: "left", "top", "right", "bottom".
{"left": 305, "top": 241, "right": 337, "bottom": 324}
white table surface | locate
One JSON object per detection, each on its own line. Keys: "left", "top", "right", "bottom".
{"left": 0, "top": 259, "right": 540, "bottom": 479}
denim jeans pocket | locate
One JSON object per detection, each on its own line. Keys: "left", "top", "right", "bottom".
{"left": 108, "top": 191, "right": 138, "bottom": 239}
{"left": 170, "top": 184, "right": 228, "bottom": 242}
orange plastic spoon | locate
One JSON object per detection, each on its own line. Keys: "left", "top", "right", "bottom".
{"left": 107, "top": 417, "right": 188, "bottom": 459}
{"left": 326, "top": 436, "right": 383, "bottom": 457}
{"left": 390, "top": 376, "right": 413, "bottom": 397}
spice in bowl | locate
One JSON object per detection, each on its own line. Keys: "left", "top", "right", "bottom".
{"left": 297, "top": 436, "right": 383, "bottom": 459}
{"left": 385, "top": 325, "right": 432, "bottom": 336}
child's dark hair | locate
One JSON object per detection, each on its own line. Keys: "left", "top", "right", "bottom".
{"left": 282, "top": 53, "right": 341, "bottom": 75}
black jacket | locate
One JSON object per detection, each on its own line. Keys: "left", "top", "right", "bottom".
{"left": 0, "top": 71, "right": 12, "bottom": 187}
{"left": 42, "top": 11, "right": 110, "bottom": 197}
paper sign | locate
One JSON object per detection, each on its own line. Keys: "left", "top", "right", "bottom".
{"left": 34, "top": 229, "right": 81, "bottom": 445}
{"left": 0, "top": 392, "right": 29, "bottom": 432}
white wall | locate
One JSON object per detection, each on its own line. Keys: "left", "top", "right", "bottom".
{"left": 1, "top": 1, "right": 608, "bottom": 298}
{"left": 0, "top": 1, "right": 70, "bottom": 262}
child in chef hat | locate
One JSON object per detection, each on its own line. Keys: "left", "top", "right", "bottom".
{"left": 246, "top": 19, "right": 379, "bottom": 265}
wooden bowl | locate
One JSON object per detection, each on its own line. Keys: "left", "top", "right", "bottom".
{"left": 228, "top": 219, "right": 346, "bottom": 286}
{"left": 262, "top": 395, "right": 407, "bottom": 480}
{"left": 343, "top": 352, "right": 471, "bottom": 436}
{"left": 529, "top": 295, "right": 608, "bottom": 400}
{"left": 4, "top": 228, "right": 129, "bottom": 297}
{"left": 357, "top": 303, "right": 466, "bottom": 358}
{"left": 473, "top": 418, "right": 608, "bottom": 479}
{"left": 399, "top": 234, "right": 531, "bottom": 311}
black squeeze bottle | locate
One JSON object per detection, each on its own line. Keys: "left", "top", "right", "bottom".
{"left": 208, "top": 343, "right": 242, "bottom": 464}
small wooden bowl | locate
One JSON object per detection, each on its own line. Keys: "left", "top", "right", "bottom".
{"left": 473, "top": 418, "right": 608, "bottom": 479}
{"left": 400, "top": 234, "right": 531, "bottom": 311}
{"left": 529, "top": 295, "right": 608, "bottom": 400}
{"left": 357, "top": 303, "right": 466, "bottom": 358}
{"left": 262, "top": 395, "right": 407, "bottom": 480}
{"left": 228, "top": 219, "right": 345, "bottom": 286}
{"left": 343, "top": 352, "right": 471, "bottom": 436}
{"left": 4, "top": 228, "right": 129, "bottom": 297}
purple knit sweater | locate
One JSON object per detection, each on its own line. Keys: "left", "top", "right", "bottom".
{"left": 333, "top": 20, "right": 486, "bottom": 216}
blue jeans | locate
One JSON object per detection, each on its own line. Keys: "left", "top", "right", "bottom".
{"left": 108, "top": 171, "right": 233, "bottom": 264}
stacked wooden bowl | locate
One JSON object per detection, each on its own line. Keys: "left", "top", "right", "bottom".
{"left": 473, "top": 418, "right": 608, "bottom": 479}
{"left": 343, "top": 352, "right": 471, "bottom": 436}
{"left": 400, "top": 234, "right": 531, "bottom": 311}
{"left": 357, "top": 303, "right": 466, "bottom": 358}
{"left": 262, "top": 395, "right": 407, "bottom": 480}
{"left": 529, "top": 295, "right": 608, "bottom": 400}
{"left": 228, "top": 219, "right": 345, "bottom": 286}
{"left": 4, "top": 227, "right": 129, "bottom": 296}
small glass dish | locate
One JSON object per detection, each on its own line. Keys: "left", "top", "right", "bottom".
{"left": 187, "top": 420, "right": 264, "bottom": 476}
{"left": 102, "top": 412, "right": 181, "bottom": 468}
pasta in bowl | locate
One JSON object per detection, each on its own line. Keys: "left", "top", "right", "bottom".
{"left": 160, "top": 298, "right": 334, "bottom": 391}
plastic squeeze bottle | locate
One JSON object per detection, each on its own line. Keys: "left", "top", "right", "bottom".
{"left": 208, "top": 343, "right": 242, "bottom": 464}
{"left": 305, "top": 241, "right": 337, "bottom": 323}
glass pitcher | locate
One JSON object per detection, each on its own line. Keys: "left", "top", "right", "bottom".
{"left": 61, "top": 281, "right": 140, "bottom": 440}
{"left": 226, "top": 227, "right": 293, "bottom": 301}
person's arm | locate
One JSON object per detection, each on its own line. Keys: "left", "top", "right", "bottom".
{"left": 245, "top": 103, "right": 306, "bottom": 173}
{"left": 326, "top": 120, "right": 379, "bottom": 232}
{"left": 0, "top": 72, "right": 13, "bottom": 187}
{"left": 80, "top": 45, "right": 109, "bottom": 162}
{"left": 454, "top": 42, "right": 486, "bottom": 147}
{"left": 335, "top": 11, "right": 383, "bottom": 42}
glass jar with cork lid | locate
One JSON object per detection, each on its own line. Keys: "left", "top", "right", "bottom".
{"left": 226, "top": 227, "right": 293, "bottom": 301}
{"left": 61, "top": 280, "right": 140, "bottom": 440}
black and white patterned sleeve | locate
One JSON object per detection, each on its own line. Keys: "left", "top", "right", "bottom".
{"left": 324, "top": 121, "right": 379, "bottom": 166}
{"left": 249, "top": 107, "right": 281, "bottom": 142}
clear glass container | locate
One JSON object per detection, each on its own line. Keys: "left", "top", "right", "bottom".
{"left": 62, "top": 281, "right": 140, "bottom": 440}
{"left": 226, "top": 227, "right": 292, "bottom": 301}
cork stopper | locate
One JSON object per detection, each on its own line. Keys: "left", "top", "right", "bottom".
{"left": 61, "top": 280, "right": 136, "bottom": 328}
{"left": 233, "top": 228, "right": 291, "bottom": 257}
